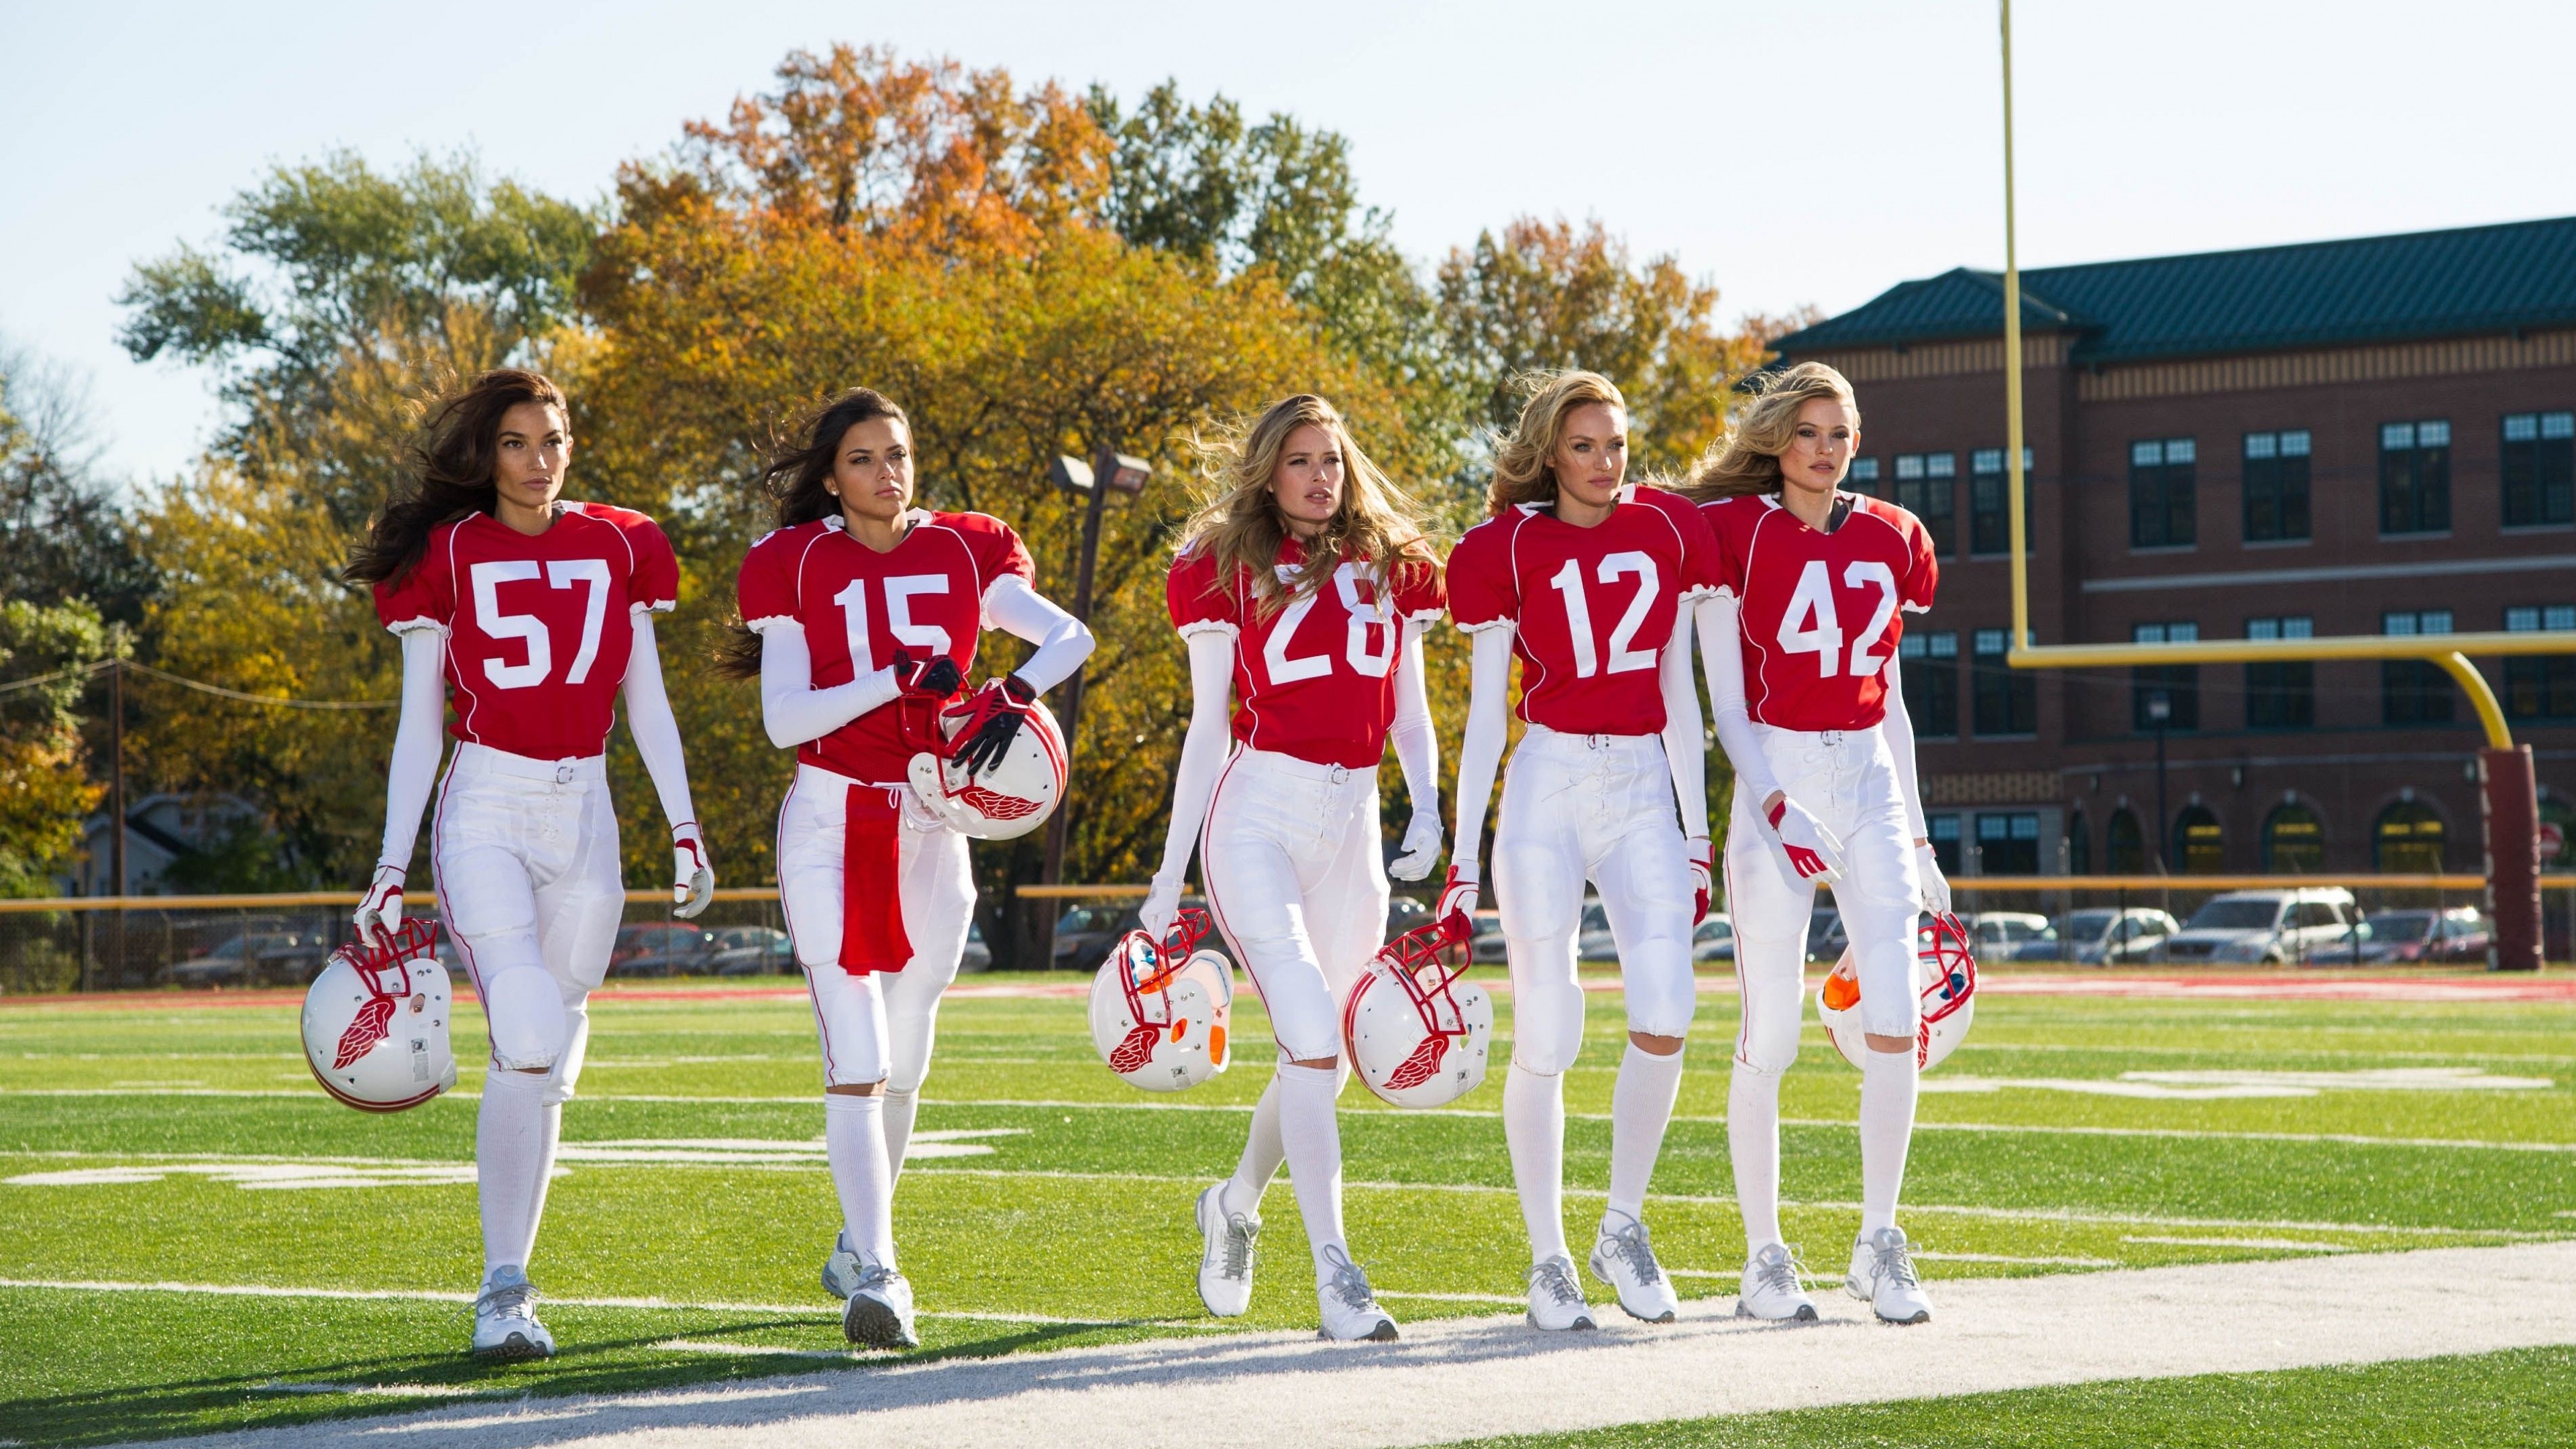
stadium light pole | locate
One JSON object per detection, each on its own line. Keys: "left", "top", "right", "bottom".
{"left": 1035, "top": 449, "right": 1150, "bottom": 967}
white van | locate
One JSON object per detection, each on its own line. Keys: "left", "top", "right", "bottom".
{"left": 2161, "top": 888, "right": 2360, "bottom": 965}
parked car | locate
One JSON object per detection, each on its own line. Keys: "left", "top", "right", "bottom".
{"left": 1963, "top": 911, "right": 2054, "bottom": 954}
{"left": 1693, "top": 913, "right": 1735, "bottom": 962}
{"left": 1576, "top": 900, "right": 1617, "bottom": 961}
{"left": 2161, "top": 888, "right": 2359, "bottom": 965}
{"left": 1385, "top": 895, "right": 1434, "bottom": 943}
{"left": 610, "top": 923, "right": 717, "bottom": 977}
{"left": 1468, "top": 910, "right": 1506, "bottom": 965}
{"left": 166, "top": 930, "right": 332, "bottom": 986}
{"left": 1051, "top": 904, "right": 1142, "bottom": 969}
{"left": 707, "top": 926, "right": 794, "bottom": 976}
{"left": 2357, "top": 907, "right": 2491, "bottom": 964}
{"left": 1807, "top": 907, "right": 1843, "bottom": 963}
{"left": 2017, "top": 908, "right": 2180, "bottom": 965}
{"left": 960, "top": 920, "right": 992, "bottom": 972}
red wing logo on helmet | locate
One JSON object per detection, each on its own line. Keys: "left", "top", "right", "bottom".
{"left": 959, "top": 784, "right": 1040, "bottom": 820}
{"left": 333, "top": 994, "right": 396, "bottom": 1070}
{"left": 1383, "top": 1031, "right": 1450, "bottom": 1091}
{"left": 1108, "top": 1022, "right": 1163, "bottom": 1075}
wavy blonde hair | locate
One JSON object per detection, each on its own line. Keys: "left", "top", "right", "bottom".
{"left": 1486, "top": 370, "right": 1627, "bottom": 517}
{"left": 1679, "top": 360, "right": 1862, "bottom": 502}
{"left": 1176, "top": 394, "right": 1434, "bottom": 618}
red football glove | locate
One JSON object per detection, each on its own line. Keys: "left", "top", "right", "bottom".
{"left": 945, "top": 675, "right": 1038, "bottom": 777}
{"left": 1436, "top": 863, "right": 1480, "bottom": 943}
{"left": 1684, "top": 836, "right": 1713, "bottom": 925}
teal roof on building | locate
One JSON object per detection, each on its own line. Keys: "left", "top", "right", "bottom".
{"left": 1776, "top": 215, "right": 2576, "bottom": 365}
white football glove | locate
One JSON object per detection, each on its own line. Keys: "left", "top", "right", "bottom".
{"left": 354, "top": 863, "right": 405, "bottom": 947}
{"left": 672, "top": 822, "right": 714, "bottom": 919}
{"left": 1436, "top": 862, "right": 1479, "bottom": 941}
{"left": 1762, "top": 794, "right": 1847, "bottom": 890}
{"left": 1388, "top": 808, "right": 1444, "bottom": 882}
{"left": 1915, "top": 841, "right": 1951, "bottom": 916}
{"left": 1139, "top": 873, "right": 1182, "bottom": 948}
{"left": 1684, "top": 836, "right": 1713, "bottom": 925}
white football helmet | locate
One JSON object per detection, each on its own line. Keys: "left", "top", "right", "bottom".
{"left": 1344, "top": 922, "right": 1493, "bottom": 1110}
{"left": 301, "top": 919, "right": 458, "bottom": 1112}
{"left": 1089, "top": 908, "right": 1234, "bottom": 1093}
{"left": 1819, "top": 911, "right": 1978, "bottom": 1071}
{"left": 905, "top": 684, "right": 1065, "bottom": 841}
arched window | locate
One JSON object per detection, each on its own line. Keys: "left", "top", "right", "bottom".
{"left": 2068, "top": 808, "right": 2091, "bottom": 875}
{"left": 2261, "top": 802, "right": 2324, "bottom": 873}
{"left": 2174, "top": 805, "right": 2224, "bottom": 874}
{"left": 2106, "top": 808, "right": 2145, "bottom": 873}
{"left": 2375, "top": 800, "right": 2445, "bottom": 873}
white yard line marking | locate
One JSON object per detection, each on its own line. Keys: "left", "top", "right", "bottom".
{"left": 252, "top": 1382, "right": 494, "bottom": 1399}
{"left": 0, "top": 1279, "right": 1201, "bottom": 1328}
{"left": 655, "top": 1341, "right": 858, "bottom": 1360}
{"left": 2123, "top": 1236, "right": 2353, "bottom": 1253}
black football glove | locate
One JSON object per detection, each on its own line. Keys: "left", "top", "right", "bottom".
{"left": 945, "top": 676, "right": 1038, "bottom": 777}
{"left": 892, "top": 649, "right": 963, "bottom": 701}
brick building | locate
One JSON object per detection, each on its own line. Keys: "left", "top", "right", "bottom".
{"left": 1772, "top": 216, "right": 2576, "bottom": 877}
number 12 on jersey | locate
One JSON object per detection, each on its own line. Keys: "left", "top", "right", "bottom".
{"left": 1776, "top": 559, "right": 1898, "bottom": 678}
{"left": 1548, "top": 551, "right": 1660, "bottom": 678}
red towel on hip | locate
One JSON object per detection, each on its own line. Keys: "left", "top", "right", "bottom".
{"left": 841, "top": 786, "right": 912, "bottom": 975}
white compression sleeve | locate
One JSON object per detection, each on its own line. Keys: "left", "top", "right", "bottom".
{"left": 1450, "top": 625, "right": 1515, "bottom": 868}
{"left": 1659, "top": 599, "right": 1709, "bottom": 841}
{"left": 376, "top": 627, "right": 447, "bottom": 870}
{"left": 758, "top": 621, "right": 899, "bottom": 751}
{"left": 983, "top": 574, "right": 1094, "bottom": 694}
{"left": 1878, "top": 649, "right": 1930, "bottom": 840}
{"left": 620, "top": 615, "right": 698, "bottom": 829}
{"left": 1388, "top": 620, "right": 1440, "bottom": 817}
{"left": 1704, "top": 594, "right": 1785, "bottom": 812}
{"left": 1149, "top": 629, "right": 1238, "bottom": 890}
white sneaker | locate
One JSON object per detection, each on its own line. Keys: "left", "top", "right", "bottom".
{"left": 1845, "top": 1226, "right": 1933, "bottom": 1325}
{"left": 843, "top": 1260, "right": 920, "bottom": 1348}
{"left": 1733, "top": 1242, "right": 1819, "bottom": 1322}
{"left": 1195, "top": 1181, "right": 1260, "bottom": 1318}
{"left": 1588, "top": 1211, "right": 1679, "bottom": 1324}
{"left": 821, "top": 1228, "right": 863, "bottom": 1300}
{"left": 470, "top": 1265, "right": 555, "bottom": 1360}
{"left": 1316, "top": 1245, "right": 1399, "bottom": 1342}
{"left": 1525, "top": 1254, "right": 1598, "bottom": 1331}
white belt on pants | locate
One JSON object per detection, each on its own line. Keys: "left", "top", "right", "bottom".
{"left": 452, "top": 741, "right": 607, "bottom": 785}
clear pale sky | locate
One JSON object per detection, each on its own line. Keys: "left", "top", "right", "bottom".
{"left": 4, "top": 0, "right": 2571, "bottom": 486}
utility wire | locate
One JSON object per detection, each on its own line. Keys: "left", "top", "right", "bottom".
{"left": 0, "top": 658, "right": 396, "bottom": 710}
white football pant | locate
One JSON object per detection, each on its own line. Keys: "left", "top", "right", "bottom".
{"left": 1199, "top": 747, "right": 1388, "bottom": 1061}
{"left": 777, "top": 764, "right": 977, "bottom": 1092}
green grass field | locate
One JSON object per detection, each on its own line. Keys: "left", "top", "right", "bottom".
{"left": 1, "top": 969, "right": 2571, "bottom": 1446}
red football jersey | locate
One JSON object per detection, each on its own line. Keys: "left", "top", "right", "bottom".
{"left": 1167, "top": 537, "right": 1447, "bottom": 770}
{"left": 1701, "top": 492, "right": 1939, "bottom": 731}
{"left": 373, "top": 502, "right": 680, "bottom": 761}
{"left": 736, "top": 511, "right": 1035, "bottom": 784}
{"left": 1447, "top": 486, "right": 1722, "bottom": 735}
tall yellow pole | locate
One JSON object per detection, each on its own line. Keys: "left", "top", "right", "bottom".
{"left": 2000, "top": 0, "right": 2029, "bottom": 653}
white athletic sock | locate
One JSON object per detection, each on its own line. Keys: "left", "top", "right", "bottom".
{"left": 476, "top": 1069, "right": 553, "bottom": 1275}
{"left": 1727, "top": 1060, "right": 1784, "bottom": 1255}
{"left": 1225, "top": 1074, "right": 1285, "bottom": 1218}
{"left": 824, "top": 1093, "right": 897, "bottom": 1270}
{"left": 1503, "top": 1062, "right": 1568, "bottom": 1265}
{"left": 881, "top": 1085, "right": 918, "bottom": 1182}
{"left": 1274, "top": 1063, "right": 1348, "bottom": 1285}
{"left": 1605, "top": 1042, "right": 1685, "bottom": 1224}
{"left": 1859, "top": 1049, "right": 1920, "bottom": 1238}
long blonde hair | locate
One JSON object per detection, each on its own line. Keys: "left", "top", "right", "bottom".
{"left": 1680, "top": 360, "right": 1861, "bottom": 501}
{"left": 1176, "top": 393, "right": 1434, "bottom": 618}
{"left": 1486, "top": 370, "right": 1627, "bottom": 517}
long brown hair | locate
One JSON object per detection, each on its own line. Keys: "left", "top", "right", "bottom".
{"left": 345, "top": 368, "right": 569, "bottom": 586}
{"left": 714, "top": 387, "right": 914, "bottom": 679}
{"left": 1176, "top": 394, "right": 1434, "bottom": 619}
{"left": 1485, "top": 370, "right": 1625, "bottom": 517}
{"left": 1678, "top": 361, "right": 1861, "bottom": 502}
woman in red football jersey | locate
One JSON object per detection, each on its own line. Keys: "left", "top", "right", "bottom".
{"left": 347, "top": 368, "right": 714, "bottom": 1361}
{"left": 727, "top": 387, "right": 1092, "bottom": 1350}
{"left": 1688, "top": 361, "right": 1945, "bottom": 1327}
{"left": 1441, "top": 370, "right": 1729, "bottom": 1330}
{"left": 1140, "top": 393, "right": 1443, "bottom": 1342}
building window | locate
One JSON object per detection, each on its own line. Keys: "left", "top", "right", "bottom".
{"left": 1968, "top": 447, "right": 2036, "bottom": 556}
{"left": 2131, "top": 621, "right": 2199, "bottom": 731}
{"left": 1976, "top": 812, "right": 2041, "bottom": 875}
{"left": 2262, "top": 802, "right": 2324, "bottom": 873}
{"left": 2174, "top": 804, "right": 2224, "bottom": 874}
{"left": 2242, "top": 429, "right": 2312, "bottom": 543}
{"left": 2374, "top": 800, "right": 2445, "bottom": 872}
{"left": 1846, "top": 456, "right": 1880, "bottom": 498}
{"left": 1899, "top": 631, "right": 1959, "bottom": 738}
{"left": 2068, "top": 806, "right": 2090, "bottom": 875}
{"left": 2129, "top": 437, "right": 2196, "bottom": 549}
{"left": 1894, "top": 453, "right": 1957, "bottom": 555}
{"left": 2504, "top": 604, "right": 2576, "bottom": 721}
{"left": 2245, "top": 615, "right": 2314, "bottom": 729}
{"left": 2106, "top": 808, "right": 2146, "bottom": 873}
{"left": 2378, "top": 419, "right": 2451, "bottom": 535}
{"left": 2502, "top": 412, "right": 2575, "bottom": 529}
{"left": 2381, "top": 610, "right": 2457, "bottom": 725}
{"left": 1928, "top": 815, "right": 1963, "bottom": 877}
{"left": 1971, "top": 627, "right": 2035, "bottom": 736}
